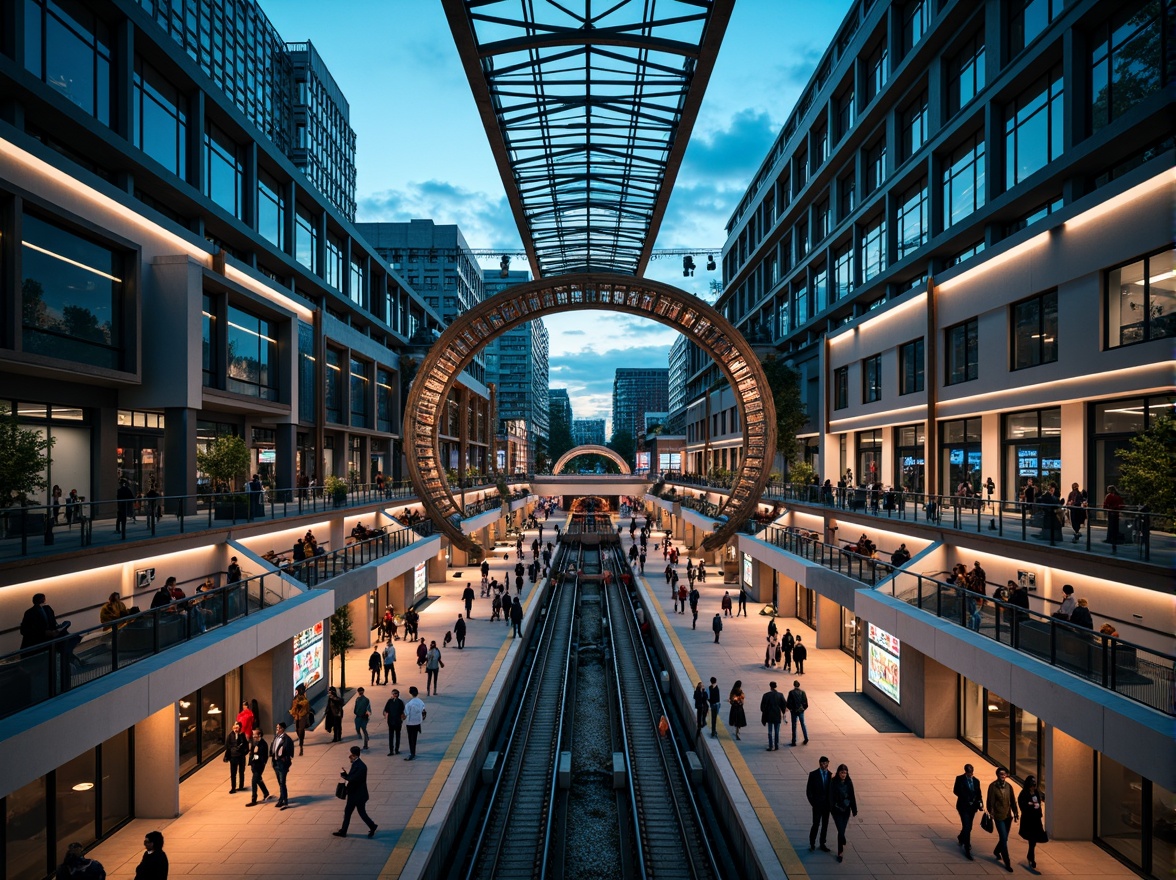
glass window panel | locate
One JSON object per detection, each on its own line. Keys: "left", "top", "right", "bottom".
{"left": 1095, "top": 398, "right": 1146, "bottom": 434}
{"left": 897, "top": 181, "right": 928, "bottom": 259}
{"left": 961, "top": 678, "right": 983, "bottom": 750}
{"left": 1098, "top": 755, "right": 1144, "bottom": 871}
{"left": 1107, "top": 257, "right": 1147, "bottom": 346}
{"left": 178, "top": 690, "right": 199, "bottom": 776}
{"left": 1006, "top": 411, "right": 1040, "bottom": 439}
{"left": 944, "top": 135, "right": 986, "bottom": 228}
{"left": 6, "top": 774, "right": 48, "bottom": 880}
{"left": 1149, "top": 247, "right": 1176, "bottom": 341}
{"left": 1153, "top": 781, "right": 1176, "bottom": 878}
{"left": 325, "top": 348, "right": 342, "bottom": 423}
{"left": 99, "top": 729, "right": 131, "bottom": 835}
{"left": 200, "top": 679, "right": 226, "bottom": 763}
{"left": 862, "top": 216, "right": 886, "bottom": 281}
{"left": 1090, "top": 1, "right": 1163, "bottom": 131}
{"left": 226, "top": 305, "right": 277, "bottom": 400}
{"left": 258, "top": 172, "right": 285, "bottom": 250}
{"left": 986, "top": 692, "right": 1011, "bottom": 771}
{"left": 134, "top": 57, "right": 186, "bottom": 176}
{"left": 295, "top": 208, "right": 317, "bottom": 272}
{"left": 1014, "top": 708, "right": 1039, "bottom": 782}
{"left": 55, "top": 749, "right": 97, "bottom": 861}
{"left": 204, "top": 124, "right": 242, "bottom": 218}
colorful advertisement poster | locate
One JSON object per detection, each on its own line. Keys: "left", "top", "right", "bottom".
{"left": 413, "top": 561, "right": 427, "bottom": 602}
{"left": 292, "top": 621, "right": 324, "bottom": 691}
{"left": 742, "top": 552, "right": 753, "bottom": 587}
{"left": 635, "top": 452, "right": 650, "bottom": 473}
{"left": 866, "top": 623, "right": 901, "bottom": 704}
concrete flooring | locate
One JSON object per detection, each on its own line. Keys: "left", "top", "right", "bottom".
{"left": 85, "top": 516, "right": 1136, "bottom": 879}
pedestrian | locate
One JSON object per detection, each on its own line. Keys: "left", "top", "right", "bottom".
{"left": 368, "top": 648, "right": 382, "bottom": 686}
{"left": 245, "top": 728, "right": 271, "bottom": 805}
{"left": 491, "top": 591, "right": 502, "bottom": 621}
{"left": 454, "top": 615, "right": 467, "bottom": 649}
{"left": 425, "top": 640, "right": 443, "bottom": 694}
{"left": 712, "top": 612, "right": 723, "bottom": 643}
{"left": 1069, "top": 597, "right": 1094, "bottom": 629}
{"left": 693, "top": 681, "right": 709, "bottom": 732}
{"left": 806, "top": 756, "right": 832, "bottom": 851}
{"left": 289, "top": 683, "right": 311, "bottom": 756}
{"left": 765, "top": 632, "right": 778, "bottom": 668}
{"left": 326, "top": 686, "right": 344, "bottom": 742}
{"left": 677, "top": 581, "right": 688, "bottom": 614}
{"left": 58, "top": 842, "right": 105, "bottom": 880}
{"left": 829, "top": 763, "right": 858, "bottom": 863}
{"left": 1017, "top": 775, "right": 1047, "bottom": 870}
{"left": 353, "top": 686, "right": 372, "bottom": 749}
{"left": 792, "top": 635, "right": 807, "bottom": 674}
{"left": 688, "top": 586, "right": 700, "bottom": 629}
{"left": 383, "top": 688, "right": 405, "bottom": 756}
{"left": 269, "top": 722, "right": 294, "bottom": 809}
{"left": 759, "top": 680, "right": 786, "bottom": 751}
{"left": 1065, "top": 482, "right": 1088, "bottom": 543}
{"left": 403, "top": 685, "right": 426, "bottom": 761}
{"left": 721, "top": 591, "right": 732, "bottom": 617}
{"left": 510, "top": 593, "right": 524, "bottom": 638}
{"left": 786, "top": 680, "right": 809, "bottom": 745}
{"left": 1103, "top": 484, "right": 1125, "bottom": 544}
{"left": 134, "top": 831, "right": 167, "bottom": 880}
{"left": 698, "top": 562, "right": 707, "bottom": 582}
{"left": 707, "top": 677, "right": 721, "bottom": 738}
{"left": 115, "top": 479, "right": 133, "bottom": 535}
{"left": 985, "top": 766, "right": 1019, "bottom": 872}
{"left": 639, "top": 551, "right": 646, "bottom": 574}
{"left": 416, "top": 636, "right": 428, "bottom": 671}
{"left": 223, "top": 721, "right": 248, "bottom": 793}
{"left": 462, "top": 582, "right": 475, "bottom": 618}
{"left": 226, "top": 556, "right": 242, "bottom": 584}
{"left": 953, "top": 763, "right": 983, "bottom": 860}
{"left": 1055, "top": 584, "right": 1077, "bottom": 621}
{"left": 727, "top": 680, "right": 747, "bottom": 740}
{"left": 333, "top": 747, "right": 379, "bottom": 838}
{"left": 382, "top": 641, "right": 397, "bottom": 684}
{"left": 737, "top": 587, "right": 747, "bottom": 616}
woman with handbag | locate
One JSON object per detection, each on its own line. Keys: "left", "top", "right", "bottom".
{"left": 1017, "top": 776, "right": 1047, "bottom": 870}
{"left": 829, "top": 764, "right": 858, "bottom": 863}
{"left": 727, "top": 681, "right": 747, "bottom": 740}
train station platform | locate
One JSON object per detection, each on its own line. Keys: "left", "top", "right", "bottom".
{"left": 83, "top": 516, "right": 1135, "bottom": 880}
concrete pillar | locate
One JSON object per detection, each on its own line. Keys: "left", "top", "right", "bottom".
{"left": 242, "top": 651, "right": 275, "bottom": 732}
{"left": 328, "top": 515, "right": 345, "bottom": 557}
{"left": 276, "top": 422, "right": 296, "bottom": 502}
{"left": 814, "top": 593, "right": 841, "bottom": 649}
{"left": 922, "top": 653, "right": 957, "bottom": 737}
{"left": 756, "top": 559, "right": 775, "bottom": 605}
{"left": 134, "top": 704, "right": 180, "bottom": 819}
{"left": 776, "top": 573, "right": 798, "bottom": 617}
{"left": 1044, "top": 726, "right": 1095, "bottom": 840}
{"left": 427, "top": 548, "right": 447, "bottom": 581}
{"left": 347, "top": 594, "right": 371, "bottom": 648}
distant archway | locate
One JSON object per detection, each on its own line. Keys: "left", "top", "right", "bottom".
{"left": 553, "top": 445, "right": 631, "bottom": 475}
{"left": 405, "top": 273, "right": 776, "bottom": 558}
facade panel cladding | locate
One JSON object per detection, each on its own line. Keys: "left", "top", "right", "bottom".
{"left": 612, "top": 368, "right": 669, "bottom": 449}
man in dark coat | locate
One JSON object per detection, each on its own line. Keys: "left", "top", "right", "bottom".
{"left": 20, "top": 593, "right": 66, "bottom": 649}
{"left": 115, "top": 479, "right": 134, "bottom": 534}
{"left": 806, "top": 756, "right": 833, "bottom": 852}
{"left": 792, "top": 635, "right": 808, "bottom": 674}
{"left": 245, "top": 728, "right": 271, "bottom": 805}
{"left": 383, "top": 689, "right": 406, "bottom": 756}
{"left": 270, "top": 722, "right": 294, "bottom": 808}
{"left": 953, "top": 763, "right": 984, "bottom": 859}
{"left": 223, "top": 721, "right": 249, "bottom": 793}
{"left": 454, "top": 615, "right": 467, "bottom": 649}
{"left": 333, "top": 747, "right": 378, "bottom": 837}
{"left": 712, "top": 612, "right": 723, "bottom": 644}
{"left": 462, "top": 583, "right": 476, "bottom": 619}
{"left": 509, "top": 595, "right": 524, "bottom": 638}
{"left": 759, "top": 681, "right": 787, "bottom": 751}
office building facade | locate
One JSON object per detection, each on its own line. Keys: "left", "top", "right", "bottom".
{"left": 611, "top": 369, "right": 669, "bottom": 452}
{"left": 572, "top": 418, "right": 606, "bottom": 447}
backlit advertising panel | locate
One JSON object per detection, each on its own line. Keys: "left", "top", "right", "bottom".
{"left": 292, "top": 621, "right": 324, "bottom": 691}
{"left": 867, "top": 623, "right": 901, "bottom": 704}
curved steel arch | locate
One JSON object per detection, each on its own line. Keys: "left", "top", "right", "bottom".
{"left": 552, "top": 445, "right": 632, "bottom": 475}
{"left": 406, "top": 274, "right": 775, "bottom": 558}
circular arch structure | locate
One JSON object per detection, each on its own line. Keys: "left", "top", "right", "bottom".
{"left": 552, "top": 444, "right": 632, "bottom": 475}
{"left": 405, "top": 273, "right": 777, "bottom": 558}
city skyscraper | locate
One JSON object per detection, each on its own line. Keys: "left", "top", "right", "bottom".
{"left": 572, "top": 419, "right": 606, "bottom": 446}
{"left": 612, "top": 368, "right": 669, "bottom": 447}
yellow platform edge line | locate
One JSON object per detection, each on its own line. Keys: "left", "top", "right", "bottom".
{"left": 641, "top": 572, "right": 810, "bottom": 880}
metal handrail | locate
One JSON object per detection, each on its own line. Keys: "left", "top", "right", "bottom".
{"left": 282, "top": 530, "right": 415, "bottom": 588}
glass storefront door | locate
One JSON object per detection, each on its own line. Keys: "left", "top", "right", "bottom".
{"left": 941, "top": 417, "right": 981, "bottom": 496}
{"left": 1004, "top": 408, "right": 1061, "bottom": 500}
{"left": 895, "top": 424, "right": 926, "bottom": 492}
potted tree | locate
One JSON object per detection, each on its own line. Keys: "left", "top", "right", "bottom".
{"left": 0, "top": 405, "right": 54, "bottom": 537}
{"left": 196, "top": 434, "right": 250, "bottom": 519}
{"left": 324, "top": 474, "right": 348, "bottom": 508}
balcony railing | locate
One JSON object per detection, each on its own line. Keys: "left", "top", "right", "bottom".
{"left": 282, "top": 529, "right": 416, "bottom": 588}
{"left": 0, "top": 573, "right": 282, "bottom": 721}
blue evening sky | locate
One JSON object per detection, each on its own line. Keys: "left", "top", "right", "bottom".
{"left": 264, "top": 1, "right": 850, "bottom": 426}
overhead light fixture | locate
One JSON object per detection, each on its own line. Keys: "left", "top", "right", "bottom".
{"left": 706, "top": 254, "right": 716, "bottom": 271}
{"left": 72, "top": 782, "right": 95, "bottom": 792}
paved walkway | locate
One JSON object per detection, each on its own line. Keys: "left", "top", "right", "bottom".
{"left": 84, "top": 515, "right": 1133, "bottom": 879}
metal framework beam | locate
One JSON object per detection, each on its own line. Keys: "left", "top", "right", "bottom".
{"left": 442, "top": 0, "right": 734, "bottom": 279}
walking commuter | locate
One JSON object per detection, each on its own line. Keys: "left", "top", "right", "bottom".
{"left": 269, "top": 722, "right": 294, "bottom": 808}
{"left": 223, "top": 721, "right": 248, "bottom": 793}
{"left": 382, "top": 642, "right": 397, "bottom": 684}
{"left": 326, "top": 686, "right": 344, "bottom": 742}
{"left": 765, "top": 632, "right": 779, "bottom": 668}
{"left": 353, "top": 687, "right": 372, "bottom": 749}
{"left": 759, "top": 681, "right": 786, "bottom": 750}
{"left": 806, "top": 756, "right": 832, "bottom": 850}
{"left": 368, "top": 648, "right": 382, "bottom": 686}
{"left": 403, "top": 686, "right": 425, "bottom": 761}
{"left": 688, "top": 586, "right": 700, "bottom": 629}
{"left": 462, "top": 582, "right": 476, "bottom": 618}
{"left": 333, "top": 747, "right": 378, "bottom": 838}
{"left": 454, "top": 615, "right": 467, "bottom": 649}
{"left": 986, "top": 766, "right": 1019, "bottom": 872}
{"left": 510, "top": 594, "right": 524, "bottom": 638}
{"left": 727, "top": 681, "right": 747, "bottom": 740}
{"left": 693, "top": 682, "right": 709, "bottom": 732}
{"left": 383, "top": 689, "right": 405, "bottom": 755}
{"left": 712, "top": 612, "right": 723, "bottom": 643}
{"left": 290, "top": 683, "right": 311, "bottom": 756}
{"left": 953, "top": 763, "right": 983, "bottom": 859}
{"left": 425, "top": 641, "right": 443, "bottom": 695}
{"left": 792, "top": 635, "right": 807, "bottom": 673}
{"left": 829, "top": 764, "right": 858, "bottom": 862}
{"left": 707, "top": 677, "right": 721, "bottom": 738}
{"left": 416, "top": 637, "right": 428, "bottom": 670}
{"left": 1017, "top": 775, "right": 1047, "bottom": 870}
{"left": 737, "top": 587, "right": 748, "bottom": 616}
{"left": 781, "top": 629, "right": 795, "bottom": 671}
{"left": 786, "top": 680, "right": 809, "bottom": 745}
{"left": 721, "top": 591, "right": 732, "bottom": 616}
{"left": 245, "top": 729, "right": 270, "bottom": 805}
{"left": 134, "top": 832, "right": 167, "bottom": 880}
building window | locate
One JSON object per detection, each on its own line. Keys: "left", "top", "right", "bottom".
{"left": 24, "top": 0, "right": 111, "bottom": 124}
{"left": 947, "top": 32, "right": 986, "bottom": 117}
{"left": 324, "top": 235, "right": 344, "bottom": 291}
{"left": 204, "top": 124, "right": 243, "bottom": 218}
{"left": 900, "top": 338, "right": 925, "bottom": 394}
{"left": 1090, "top": 1, "right": 1168, "bottom": 132}
{"left": 946, "top": 317, "right": 979, "bottom": 385}
{"left": 952, "top": 240, "right": 986, "bottom": 266}
{"left": 257, "top": 172, "right": 286, "bottom": 251}
{"left": 1092, "top": 394, "right": 1176, "bottom": 499}
{"left": 896, "top": 180, "right": 928, "bottom": 260}
{"left": 812, "top": 265, "right": 828, "bottom": 311}
{"left": 1008, "top": 0, "right": 1065, "bottom": 58}
{"left": 377, "top": 368, "right": 395, "bottom": 433}
{"left": 132, "top": 57, "right": 186, "bottom": 177}
{"left": 349, "top": 358, "right": 369, "bottom": 428}
{"left": 298, "top": 321, "right": 315, "bottom": 423}
{"left": 226, "top": 305, "right": 278, "bottom": 401}
{"left": 943, "top": 133, "right": 986, "bottom": 228}
{"left": 900, "top": 92, "right": 928, "bottom": 161}
{"left": 1011, "top": 290, "right": 1058, "bottom": 370}
{"left": 21, "top": 210, "right": 125, "bottom": 370}
{"left": 813, "top": 197, "right": 830, "bottom": 243}
{"left": 838, "top": 170, "right": 856, "bottom": 219}
{"left": 857, "top": 428, "right": 883, "bottom": 484}
{"left": 1005, "top": 67, "right": 1064, "bottom": 190}
{"left": 202, "top": 293, "right": 217, "bottom": 388}
{"left": 837, "top": 88, "right": 857, "bottom": 140}
{"left": 812, "top": 125, "right": 829, "bottom": 168}
{"left": 295, "top": 207, "right": 317, "bottom": 273}
{"left": 861, "top": 215, "right": 886, "bottom": 282}
{"left": 833, "top": 242, "right": 854, "bottom": 301}
{"left": 792, "top": 281, "right": 809, "bottom": 327}
{"left": 1004, "top": 407, "right": 1061, "bottom": 500}
{"left": 865, "top": 39, "right": 889, "bottom": 104}
{"left": 902, "top": 0, "right": 932, "bottom": 54}
{"left": 349, "top": 257, "right": 365, "bottom": 306}
{"left": 941, "top": 417, "right": 982, "bottom": 495}
{"left": 865, "top": 136, "right": 887, "bottom": 193}
{"left": 795, "top": 219, "right": 809, "bottom": 261}
{"left": 1106, "top": 246, "right": 1176, "bottom": 347}
{"left": 834, "top": 366, "right": 849, "bottom": 410}
{"left": 325, "top": 348, "right": 342, "bottom": 423}
{"left": 895, "top": 423, "right": 926, "bottom": 492}
{"left": 863, "top": 354, "right": 882, "bottom": 403}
